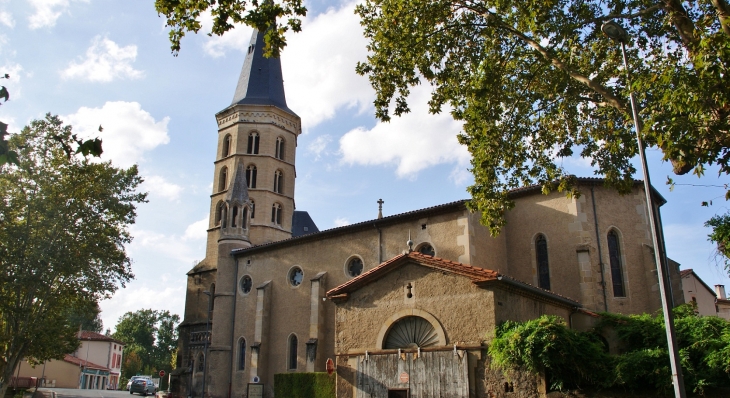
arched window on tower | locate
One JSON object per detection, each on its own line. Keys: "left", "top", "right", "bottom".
{"left": 535, "top": 234, "right": 550, "bottom": 290}
{"left": 242, "top": 206, "right": 248, "bottom": 229}
{"left": 250, "top": 200, "right": 255, "bottom": 219}
{"left": 215, "top": 201, "right": 224, "bottom": 226}
{"left": 274, "top": 170, "right": 283, "bottom": 194}
{"left": 271, "top": 203, "right": 282, "bottom": 226}
{"left": 231, "top": 206, "right": 239, "bottom": 228}
{"left": 607, "top": 230, "right": 626, "bottom": 297}
{"left": 247, "top": 132, "right": 260, "bottom": 154}
{"left": 222, "top": 134, "right": 232, "bottom": 158}
{"left": 246, "top": 165, "right": 257, "bottom": 188}
{"left": 219, "top": 166, "right": 228, "bottom": 191}
{"left": 275, "top": 137, "right": 285, "bottom": 160}
{"left": 221, "top": 204, "right": 228, "bottom": 228}
{"left": 238, "top": 338, "right": 246, "bottom": 371}
{"left": 288, "top": 334, "right": 298, "bottom": 370}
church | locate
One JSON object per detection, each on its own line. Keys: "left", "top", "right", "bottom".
{"left": 172, "top": 29, "right": 684, "bottom": 398}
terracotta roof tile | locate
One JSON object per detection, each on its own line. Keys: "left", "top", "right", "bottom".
{"left": 63, "top": 354, "right": 109, "bottom": 371}
{"left": 79, "top": 331, "right": 124, "bottom": 345}
{"left": 680, "top": 269, "right": 693, "bottom": 278}
{"left": 326, "top": 252, "right": 579, "bottom": 307}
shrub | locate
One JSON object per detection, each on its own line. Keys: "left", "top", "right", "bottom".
{"left": 274, "top": 372, "right": 335, "bottom": 398}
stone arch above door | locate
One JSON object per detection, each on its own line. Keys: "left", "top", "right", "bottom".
{"left": 376, "top": 308, "right": 447, "bottom": 349}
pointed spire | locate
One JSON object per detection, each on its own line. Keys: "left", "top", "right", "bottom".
{"left": 231, "top": 29, "right": 296, "bottom": 115}
{"left": 226, "top": 162, "right": 250, "bottom": 204}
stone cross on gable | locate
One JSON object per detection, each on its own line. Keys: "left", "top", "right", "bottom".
{"left": 377, "top": 198, "right": 384, "bottom": 219}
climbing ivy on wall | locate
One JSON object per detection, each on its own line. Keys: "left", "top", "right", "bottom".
{"left": 489, "top": 306, "right": 730, "bottom": 394}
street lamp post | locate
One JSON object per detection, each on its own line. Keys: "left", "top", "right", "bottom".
{"left": 201, "top": 290, "right": 213, "bottom": 398}
{"left": 601, "top": 21, "right": 686, "bottom": 398}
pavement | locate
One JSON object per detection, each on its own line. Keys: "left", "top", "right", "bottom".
{"left": 24, "top": 389, "right": 168, "bottom": 398}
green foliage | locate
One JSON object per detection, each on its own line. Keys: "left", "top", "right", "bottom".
{"left": 355, "top": 0, "right": 730, "bottom": 235}
{"left": 154, "top": 0, "right": 307, "bottom": 57}
{"left": 489, "top": 315, "right": 611, "bottom": 391}
{"left": 706, "top": 211, "right": 730, "bottom": 276}
{"left": 64, "top": 299, "right": 104, "bottom": 333}
{"left": 0, "top": 73, "right": 17, "bottom": 168}
{"left": 274, "top": 372, "right": 335, "bottom": 398}
{"left": 491, "top": 309, "right": 730, "bottom": 394}
{"left": 598, "top": 305, "right": 730, "bottom": 393}
{"left": 113, "top": 309, "right": 180, "bottom": 389}
{"left": 0, "top": 114, "right": 145, "bottom": 397}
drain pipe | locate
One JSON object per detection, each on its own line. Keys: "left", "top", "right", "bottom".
{"left": 591, "top": 186, "right": 609, "bottom": 312}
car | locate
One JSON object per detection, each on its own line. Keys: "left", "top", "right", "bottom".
{"left": 126, "top": 376, "right": 144, "bottom": 391}
{"left": 129, "top": 377, "right": 156, "bottom": 396}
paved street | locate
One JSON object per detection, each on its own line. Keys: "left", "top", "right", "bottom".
{"left": 36, "top": 389, "right": 160, "bottom": 398}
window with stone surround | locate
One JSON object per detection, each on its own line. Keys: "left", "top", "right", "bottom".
{"left": 535, "top": 234, "right": 550, "bottom": 290}
{"left": 271, "top": 203, "right": 282, "bottom": 225}
{"left": 346, "top": 256, "right": 363, "bottom": 277}
{"left": 607, "top": 230, "right": 625, "bottom": 297}
{"left": 288, "top": 334, "right": 298, "bottom": 370}
{"left": 275, "top": 137, "right": 285, "bottom": 160}
{"left": 274, "top": 170, "right": 283, "bottom": 194}
{"left": 417, "top": 243, "right": 435, "bottom": 256}
{"left": 238, "top": 338, "right": 246, "bottom": 370}
{"left": 288, "top": 266, "right": 303, "bottom": 287}
{"left": 247, "top": 132, "right": 259, "bottom": 154}
{"left": 246, "top": 165, "right": 257, "bottom": 188}
{"left": 240, "top": 275, "right": 252, "bottom": 295}
{"left": 219, "top": 166, "right": 228, "bottom": 191}
{"left": 222, "top": 134, "right": 232, "bottom": 158}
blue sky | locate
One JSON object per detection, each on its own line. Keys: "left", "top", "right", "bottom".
{"left": 1, "top": 0, "right": 728, "bottom": 331}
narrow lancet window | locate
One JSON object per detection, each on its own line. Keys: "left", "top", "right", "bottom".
{"left": 536, "top": 234, "right": 550, "bottom": 290}
{"left": 231, "top": 206, "right": 239, "bottom": 228}
{"left": 274, "top": 170, "right": 283, "bottom": 194}
{"left": 246, "top": 165, "right": 257, "bottom": 188}
{"left": 222, "top": 134, "right": 231, "bottom": 158}
{"left": 271, "top": 203, "right": 282, "bottom": 225}
{"left": 247, "top": 132, "right": 259, "bottom": 154}
{"left": 219, "top": 167, "right": 228, "bottom": 191}
{"left": 275, "top": 137, "right": 285, "bottom": 160}
{"left": 288, "top": 334, "right": 298, "bottom": 370}
{"left": 607, "top": 230, "right": 625, "bottom": 297}
{"left": 238, "top": 338, "right": 246, "bottom": 370}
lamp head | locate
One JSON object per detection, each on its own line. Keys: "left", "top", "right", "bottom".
{"left": 601, "top": 21, "right": 628, "bottom": 43}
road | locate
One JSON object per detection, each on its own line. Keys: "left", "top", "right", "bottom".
{"left": 36, "top": 389, "right": 162, "bottom": 398}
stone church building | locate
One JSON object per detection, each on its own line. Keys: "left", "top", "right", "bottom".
{"left": 173, "top": 29, "right": 684, "bottom": 398}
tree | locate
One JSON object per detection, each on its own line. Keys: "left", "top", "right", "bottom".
{"left": 0, "top": 115, "right": 145, "bottom": 397}
{"left": 65, "top": 299, "right": 104, "bottom": 333}
{"left": 354, "top": 0, "right": 730, "bottom": 234}
{"left": 706, "top": 211, "right": 730, "bottom": 276}
{"left": 154, "top": 0, "right": 307, "bottom": 57}
{"left": 113, "top": 309, "right": 180, "bottom": 389}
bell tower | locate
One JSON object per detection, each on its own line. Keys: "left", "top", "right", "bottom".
{"left": 207, "top": 29, "right": 300, "bottom": 250}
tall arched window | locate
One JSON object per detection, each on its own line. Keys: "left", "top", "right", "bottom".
{"left": 219, "top": 166, "right": 228, "bottom": 191}
{"left": 246, "top": 165, "right": 257, "bottom": 188}
{"left": 222, "top": 134, "right": 232, "bottom": 158}
{"left": 535, "top": 234, "right": 550, "bottom": 290}
{"left": 607, "top": 230, "right": 625, "bottom": 297}
{"left": 221, "top": 204, "right": 228, "bottom": 228}
{"left": 275, "top": 137, "right": 285, "bottom": 160}
{"left": 274, "top": 170, "right": 283, "bottom": 194}
{"left": 247, "top": 132, "right": 260, "bottom": 154}
{"left": 231, "top": 206, "right": 239, "bottom": 228}
{"left": 238, "top": 338, "right": 246, "bottom": 371}
{"left": 250, "top": 200, "right": 255, "bottom": 219}
{"left": 242, "top": 206, "right": 248, "bottom": 228}
{"left": 215, "top": 201, "right": 224, "bottom": 226}
{"left": 271, "top": 203, "right": 282, "bottom": 225}
{"left": 288, "top": 334, "right": 298, "bottom": 370}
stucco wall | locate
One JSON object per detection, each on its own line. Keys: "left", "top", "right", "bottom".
{"left": 16, "top": 359, "right": 81, "bottom": 389}
{"left": 682, "top": 273, "right": 718, "bottom": 316}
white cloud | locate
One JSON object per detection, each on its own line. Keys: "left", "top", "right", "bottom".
{"left": 200, "top": 2, "right": 372, "bottom": 131}
{"left": 183, "top": 216, "right": 209, "bottom": 241}
{"left": 334, "top": 217, "right": 350, "bottom": 227}
{"left": 61, "top": 36, "right": 143, "bottom": 82}
{"left": 281, "top": 3, "right": 372, "bottom": 130}
{"left": 307, "top": 134, "right": 332, "bottom": 160}
{"left": 100, "top": 285, "right": 186, "bottom": 333}
{"left": 339, "top": 85, "right": 469, "bottom": 178}
{"left": 63, "top": 101, "right": 170, "bottom": 168}
{"left": 199, "top": 10, "right": 253, "bottom": 58}
{"left": 0, "top": 63, "right": 25, "bottom": 100}
{"left": 0, "top": 10, "right": 14, "bottom": 28}
{"left": 28, "top": 0, "right": 86, "bottom": 29}
{"left": 144, "top": 175, "right": 183, "bottom": 202}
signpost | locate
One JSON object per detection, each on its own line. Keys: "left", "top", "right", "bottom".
{"left": 325, "top": 358, "right": 334, "bottom": 376}
{"left": 159, "top": 370, "right": 165, "bottom": 378}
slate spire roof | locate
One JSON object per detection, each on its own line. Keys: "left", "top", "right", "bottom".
{"left": 231, "top": 29, "right": 295, "bottom": 115}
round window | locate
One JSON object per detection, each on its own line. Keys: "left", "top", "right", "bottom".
{"left": 288, "top": 266, "right": 304, "bottom": 287}
{"left": 240, "top": 275, "right": 252, "bottom": 294}
{"left": 346, "top": 257, "right": 363, "bottom": 277}
{"left": 418, "top": 244, "right": 435, "bottom": 256}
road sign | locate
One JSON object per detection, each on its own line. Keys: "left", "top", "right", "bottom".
{"left": 399, "top": 372, "right": 409, "bottom": 383}
{"left": 326, "top": 358, "right": 334, "bottom": 375}
{"left": 159, "top": 370, "right": 165, "bottom": 378}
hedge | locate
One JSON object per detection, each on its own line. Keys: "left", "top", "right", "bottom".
{"left": 273, "top": 372, "right": 335, "bottom": 398}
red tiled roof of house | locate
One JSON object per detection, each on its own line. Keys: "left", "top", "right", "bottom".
{"left": 63, "top": 354, "right": 109, "bottom": 371}
{"left": 680, "top": 269, "right": 693, "bottom": 278}
{"left": 78, "top": 331, "right": 125, "bottom": 345}
{"left": 326, "top": 251, "right": 579, "bottom": 307}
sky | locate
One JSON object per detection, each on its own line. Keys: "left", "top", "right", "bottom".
{"left": 1, "top": 0, "right": 728, "bottom": 332}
